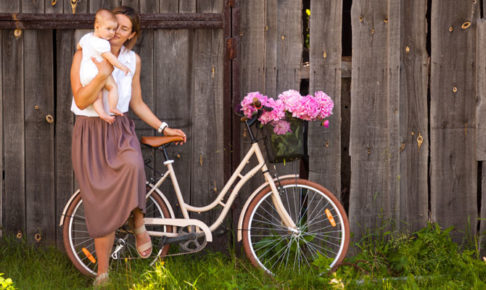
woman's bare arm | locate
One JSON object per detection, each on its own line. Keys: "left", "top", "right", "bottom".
{"left": 71, "top": 50, "right": 113, "bottom": 109}
{"left": 130, "top": 54, "right": 186, "bottom": 142}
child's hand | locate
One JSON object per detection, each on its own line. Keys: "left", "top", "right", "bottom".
{"left": 121, "top": 65, "right": 131, "bottom": 75}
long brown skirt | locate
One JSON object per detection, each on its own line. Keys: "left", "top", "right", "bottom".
{"left": 72, "top": 115, "right": 146, "bottom": 238}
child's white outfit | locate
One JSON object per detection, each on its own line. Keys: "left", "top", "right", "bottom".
{"left": 78, "top": 32, "right": 111, "bottom": 86}
{"left": 71, "top": 45, "right": 136, "bottom": 116}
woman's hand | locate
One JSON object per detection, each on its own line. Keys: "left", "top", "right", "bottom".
{"left": 91, "top": 57, "right": 114, "bottom": 78}
{"left": 164, "top": 127, "right": 186, "bottom": 145}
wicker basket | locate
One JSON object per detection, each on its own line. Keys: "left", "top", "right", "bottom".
{"left": 264, "top": 117, "right": 307, "bottom": 163}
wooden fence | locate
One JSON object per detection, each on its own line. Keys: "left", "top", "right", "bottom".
{"left": 1, "top": 0, "right": 486, "bottom": 256}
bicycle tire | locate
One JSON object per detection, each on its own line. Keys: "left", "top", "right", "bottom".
{"left": 62, "top": 185, "right": 172, "bottom": 277}
{"left": 242, "top": 179, "right": 349, "bottom": 275}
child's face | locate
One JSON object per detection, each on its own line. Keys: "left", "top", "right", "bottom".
{"left": 95, "top": 19, "right": 118, "bottom": 40}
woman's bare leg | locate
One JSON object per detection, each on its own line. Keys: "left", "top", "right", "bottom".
{"left": 94, "top": 232, "right": 115, "bottom": 276}
{"left": 132, "top": 208, "right": 152, "bottom": 257}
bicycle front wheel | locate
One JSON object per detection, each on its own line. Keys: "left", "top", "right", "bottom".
{"left": 62, "top": 184, "right": 172, "bottom": 277}
{"left": 242, "top": 179, "right": 349, "bottom": 275}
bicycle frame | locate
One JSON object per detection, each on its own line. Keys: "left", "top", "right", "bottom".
{"left": 145, "top": 141, "right": 297, "bottom": 235}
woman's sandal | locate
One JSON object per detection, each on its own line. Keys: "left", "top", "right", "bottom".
{"left": 134, "top": 224, "right": 153, "bottom": 259}
{"left": 93, "top": 272, "right": 110, "bottom": 287}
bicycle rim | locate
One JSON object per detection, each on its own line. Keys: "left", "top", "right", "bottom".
{"left": 243, "top": 179, "right": 349, "bottom": 275}
{"left": 63, "top": 191, "right": 171, "bottom": 277}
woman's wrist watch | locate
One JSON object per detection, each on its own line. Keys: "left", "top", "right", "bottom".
{"left": 157, "top": 122, "right": 168, "bottom": 134}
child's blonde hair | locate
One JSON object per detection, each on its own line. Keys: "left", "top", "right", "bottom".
{"left": 95, "top": 8, "right": 117, "bottom": 26}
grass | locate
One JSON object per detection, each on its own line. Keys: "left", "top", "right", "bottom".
{"left": 1, "top": 223, "right": 486, "bottom": 289}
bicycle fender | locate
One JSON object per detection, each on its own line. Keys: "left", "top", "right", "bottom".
{"left": 146, "top": 182, "right": 176, "bottom": 220}
{"left": 59, "top": 189, "right": 81, "bottom": 227}
{"left": 236, "top": 174, "right": 298, "bottom": 242}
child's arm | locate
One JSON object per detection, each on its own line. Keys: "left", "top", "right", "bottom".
{"left": 102, "top": 52, "right": 131, "bottom": 75}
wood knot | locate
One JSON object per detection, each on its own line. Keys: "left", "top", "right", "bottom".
{"left": 34, "top": 233, "right": 42, "bottom": 242}
{"left": 384, "top": 18, "right": 388, "bottom": 24}
{"left": 359, "top": 16, "right": 364, "bottom": 23}
{"left": 461, "top": 21, "right": 471, "bottom": 30}
{"left": 16, "top": 230, "right": 23, "bottom": 239}
{"left": 452, "top": 86, "right": 458, "bottom": 93}
{"left": 405, "top": 46, "right": 410, "bottom": 53}
{"left": 14, "top": 29, "right": 22, "bottom": 39}
{"left": 449, "top": 25, "right": 454, "bottom": 32}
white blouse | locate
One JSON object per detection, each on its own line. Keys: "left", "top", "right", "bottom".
{"left": 71, "top": 45, "right": 136, "bottom": 116}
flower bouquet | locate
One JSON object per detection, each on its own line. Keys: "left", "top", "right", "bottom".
{"left": 241, "top": 90, "right": 334, "bottom": 163}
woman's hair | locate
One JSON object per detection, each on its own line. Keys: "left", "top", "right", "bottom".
{"left": 112, "top": 6, "right": 141, "bottom": 50}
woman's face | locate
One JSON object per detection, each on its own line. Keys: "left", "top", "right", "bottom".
{"left": 110, "top": 14, "right": 136, "bottom": 47}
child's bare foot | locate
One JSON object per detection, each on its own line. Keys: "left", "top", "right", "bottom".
{"left": 110, "top": 108, "right": 124, "bottom": 116}
{"left": 99, "top": 113, "right": 115, "bottom": 124}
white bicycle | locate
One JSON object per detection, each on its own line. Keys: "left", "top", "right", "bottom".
{"left": 60, "top": 103, "right": 350, "bottom": 277}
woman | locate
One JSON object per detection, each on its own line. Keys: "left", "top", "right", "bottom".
{"left": 70, "top": 6, "right": 186, "bottom": 286}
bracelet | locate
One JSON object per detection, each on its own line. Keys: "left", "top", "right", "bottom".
{"left": 157, "top": 122, "right": 168, "bottom": 134}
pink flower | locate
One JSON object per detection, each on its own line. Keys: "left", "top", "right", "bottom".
{"left": 322, "top": 120, "right": 330, "bottom": 128}
{"left": 314, "top": 91, "right": 334, "bottom": 119}
{"left": 259, "top": 98, "right": 285, "bottom": 124}
{"left": 278, "top": 90, "right": 302, "bottom": 113}
{"left": 272, "top": 120, "right": 292, "bottom": 135}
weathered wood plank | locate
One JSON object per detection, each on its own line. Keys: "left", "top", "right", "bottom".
{"left": 308, "top": 0, "right": 342, "bottom": 200}
{"left": 154, "top": 29, "right": 193, "bottom": 212}
{"left": 24, "top": 30, "right": 55, "bottom": 244}
{"left": 140, "top": 0, "right": 158, "bottom": 13}
{"left": 239, "top": 0, "right": 265, "bottom": 93}
{"left": 63, "top": 0, "right": 87, "bottom": 14}
{"left": 191, "top": 0, "right": 225, "bottom": 248}
{"left": 55, "top": 30, "right": 75, "bottom": 248}
{"left": 273, "top": 0, "right": 302, "bottom": 177}
{"left": 22, "top": 0, "right": 44, "bottom": 13}
{"left": 349, "top": 0, "right": 394, "bottom": 239}
{"left": 46, "top": 0, "right": 63, "bottom": 13}
{"left": 238, "top": 0, "right": 265, "bottom": 208}
{"left": 478, "top": 19, "right": 486, "bottom": 257}
{"left": 477, "top": 19, "right": 486, "bottom": 160}
{"left": 265, "top": 0, "right": 277, "bottom": 102}
{"left": 121, "top": 0, "right": 139, "bottom": 11}
{"left": 180, "top": 0, "right": 196, "bottom": 13}
{"left": 159, "top": 0, "right": 178, "bottom": 13}
{"left": 89, "top": 0, "right": 122, "bottom": 12}
{"left": 386, "top": 0, "right": 401, "bottom": 231}
{"left": 197, "top": 0, "right": 223, "bottom": 13}
{"left": 430, "top": 0, "right": 479, "bottom": 242}
{"left": 399, "top": 0, "right": 428, "bottom": 232}
{"left": 0, "top": 2, "right": 20, "bottom": 12}
{"left": 0, "top": 29, "right": 2, "bottom": 238}
{"left": 131, "top": 1, "right": 157, "bottom": 180}
{"left": 2, "top": 30, "right": 25, "bottom": 237}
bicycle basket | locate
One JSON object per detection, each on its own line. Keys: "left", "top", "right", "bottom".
{"left": 264, "top": 117, "right": 307, "bottom": 163}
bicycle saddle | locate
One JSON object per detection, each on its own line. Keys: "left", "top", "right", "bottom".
{"left": 141, "top": 136, "right": 184, "bottom": 147}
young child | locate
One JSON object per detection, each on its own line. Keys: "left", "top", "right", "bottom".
{"left": 78, "top": 9, "right": 130, "bottom": 123}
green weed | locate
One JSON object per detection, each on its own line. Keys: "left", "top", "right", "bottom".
{"left": 2, "top": 223, "right": 486, "bottom": 289}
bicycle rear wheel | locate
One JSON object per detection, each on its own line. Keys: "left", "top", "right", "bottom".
{"left": 242, "top": 179, "right": 349, "bottom": 275}
{"left": 62, "top": 184, "right": 172, "bottom": 277}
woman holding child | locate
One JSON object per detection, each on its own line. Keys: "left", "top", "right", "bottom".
{"left": 70, "top": 6, "right": 186, "bottom": 286}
